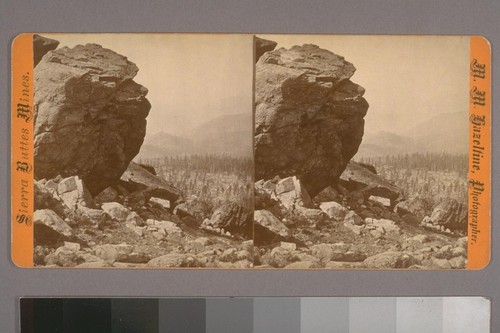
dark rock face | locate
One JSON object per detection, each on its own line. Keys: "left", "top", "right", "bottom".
{"left": 340, "top": 161, "right": 404, "bottom": 206}
{"left": 119, "top": 162, "right": 183, "bottom": 205}
{"left": 33, "top": 34, "right": 59, "bottom": 66}
{"left": 34, "top": 43, "right": 151, "bottom": 195}
{"left": 255, "top": 37, "right": 277, "bottom": 62}
{"left": 394, "top": 197, "right": 432, "bottom": 220}
{"left": 202, "top": 202, "right": 253, "bottom": 238}
{"left": 254, "top": 43, "right": 369, "bottom": 197}
{"left": 426, "top": 198, "right": 467, "bottom": 232}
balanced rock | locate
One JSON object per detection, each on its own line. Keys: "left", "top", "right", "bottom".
{"left": 34, "top": 43, "right": 151, "bottom": 195}
{"left": 255, "top": 43, "right": 369, "bottom": 196}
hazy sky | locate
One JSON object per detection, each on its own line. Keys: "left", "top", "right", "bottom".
{"left": 261, "top": 34, "right": 470, "bottom": 134}
{"left": 45, "top": 34, "right": 469, "bottom": 136}
{"left": 45, "top": 33, "right": 253, "bottom": 135}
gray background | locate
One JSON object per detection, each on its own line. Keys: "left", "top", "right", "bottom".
{"left": 0, "top": 0, "right": 498, "bottom": 331}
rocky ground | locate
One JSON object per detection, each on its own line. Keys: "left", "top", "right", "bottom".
{"left": 33, "top": 163, "right": 253, "bottom": 269}
{"left": 253, "top": 162, "right": 468, "bottom": 269}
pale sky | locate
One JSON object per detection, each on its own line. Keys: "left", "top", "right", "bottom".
{"left": 44, "top": 33, "right": 254, "bottom": 135}
{"left": 260, "top": 34, "right": 470, "bottom": 134}
{"left": 44, "top": 34, "right": 469, "bottom": 136}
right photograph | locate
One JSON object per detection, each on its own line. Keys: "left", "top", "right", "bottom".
{"left": 253, "top": 35, "right": 474, "bottom": 269}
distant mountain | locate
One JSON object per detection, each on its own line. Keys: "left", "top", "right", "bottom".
{"left": 355, "top": 112, "right": 468, "bottom": 159}
{"left": 355, "top": 131, "right": 415, "bottom": 158}
{"left": 189, "top": 113, "right": 253, "bottom": 157}
{"left": 409, "top": 112, "right": 468, "bottom": 154}
{"left": 136, "top": 113, "right": 252, "bottom": 160}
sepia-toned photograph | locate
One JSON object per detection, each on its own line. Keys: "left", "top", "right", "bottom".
{"left": 31, "top": 33, "right": 254, "bottom": 268}
{"left": 253, "top": 35, "right": 470, "bottom": 269}
{"left": 19, "top": 33, "right": 479, "bottom": 269}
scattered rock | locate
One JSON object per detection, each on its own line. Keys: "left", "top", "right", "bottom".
{"left": 412, "top": 235, "right": 431, "bottom": 243}
{"left": 456, "top": 237, "right": 468, "bottom": 250}
{"left": 310, "top": 244, "right": 336, "bottom": 263}
{"left": 340, "top": 161, "right": 404, "bottom": 206}
{"left": 45, "top": 245, "right": 83, "bottom": 267}
{"left": 101, "top": 202, "right": 131, "bottom": 223}
{"left": 425, "top": 199, "right": 467, "bottom": 232}
{"left": 319, "top": 201, "right": 349, "bottom": 220}
{"left": 94, "top": 187, "right": 119, "bottom": 204}
{"left": 119, "top": 162, "right": 183, "bottom": 205}
{"left": 201, "top": 202, "right": 252, "bottom": 238}
{"left": 254, "top": 209, "right": 291, "bottom": 240}
{"left": 449, "top": 256, "right": 467, "bottom": 269}
{"left": 394, "top": 197, "right": 432, "bottom": 219}
{"left": 325, "top": 261, "right": 365, "bottom": 269}
{"left": 313, "top": 186, "right": 340, "bottom": 203}
{"left": 344, "top": 210, "right": 363, "bottom": 226}
{"left": 95, "top": 244, "right": 120, "bottom": 264}
{"left": 432, "top": 258, "right": 452, "bottom": 269}
{"left": 285, "top": 261, "right": 321, "bottom": 269}
{"left": 369, "top": 195, "right": 391, "bottom": 207}
{"left": 275, "top": 176, "right": 314, "bottom": 210}
{"left": 57, "top": 176, "right": 94, "bottom": 209}
{"left": 34, "top": 209, "right": 73, "bottom": 238}
{"left": 147, "top": 254, "right": 202, "bottom": 267}
{"left": 364, "top": 251, "right": 415, "bottom": 268}
{"left": 344, "top": 223, "right": 363, "bottom": 235}
{"left": 365, "top": 218, "right": 400, "bottom": 234}
{"left": 173, "top": 198, "right": 212, "bottom": 221}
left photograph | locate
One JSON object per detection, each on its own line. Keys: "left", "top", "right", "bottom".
{"left": 26, "top": 34, "right": 254, "bottom": 268}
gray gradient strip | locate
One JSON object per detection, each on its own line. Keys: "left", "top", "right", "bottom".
{"left": 350, "top": 297, "right": 397, "bottom": 333}
{"left": 253, "top": 297, "right": 301, "bottom": 333}
{"left": 301, "top": 297, "right": 349, "bottom": 333}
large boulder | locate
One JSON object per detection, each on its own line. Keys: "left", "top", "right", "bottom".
{"left": 34, "top": 42, "right": 151, "bottom": 195}
{"left": 254, "top": 43, "right": 369, "bottom": 196}
{"left": 340, "top": 161, "right": 404, "bottom": 206}
{"left": 424, "top": 198, "right": 467, "bottom": 232}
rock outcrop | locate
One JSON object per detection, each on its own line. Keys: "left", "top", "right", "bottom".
{"left": 423, "top": 198, "right": 467, "bottom": 232}
{"left": 201, "top": 202, "right": 253, "bottom": 239}
{"left": 34, "top": 42, "right": 151, "bottom": 195}
{"left": 33, "top": 34, "right": 59, "bottom": 66}
{"left": 339, "top": 161, "right": 404, "bottom": 206}
{"left": 254, "top": 43, "right": 369, "bottom": 196}
{"left": 255, "top": 37, "right": 277, "bottom": 62}
{"left": 119, "top": 162, "right": 183, "bottom": 205}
